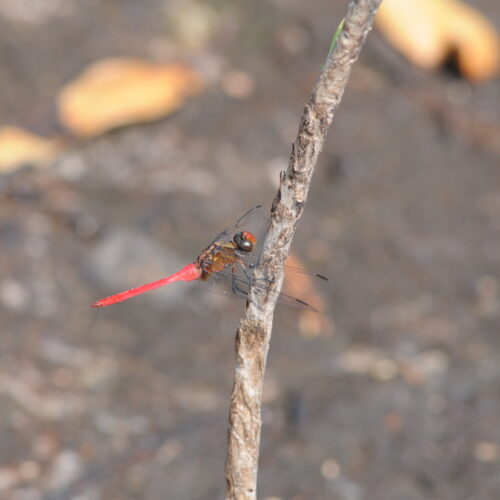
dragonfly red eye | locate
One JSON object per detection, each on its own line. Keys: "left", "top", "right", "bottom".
{"left": 234, "top": 231, "right": 256, "bottom": 252}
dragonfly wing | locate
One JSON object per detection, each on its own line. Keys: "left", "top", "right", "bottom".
{"left": 210, "top": 205, "right": 265, "bottom": 245}
{"left": 198, "top": 267, "right": 250, "bottom": 299}
{"left": 201, "top": 267, "right": 320, "bottom": 312}
{"left": 238, "top": 253, "right": 333, "bottom": 298}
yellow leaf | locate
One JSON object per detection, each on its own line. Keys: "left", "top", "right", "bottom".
{"left": 58, "top": 58, "right": 205, "bottom": 137}
{"left": 377, "top": 0, "right": 499, "bottom": 82}
{"left": 445, "top": 0, "right": 500, "bottom": 81}
{"left": 0, "top": 127, "right": 63, "bottom": 174}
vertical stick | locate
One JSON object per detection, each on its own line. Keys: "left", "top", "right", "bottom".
{"left": 224, "top": 1, "right": 383, "bottom": 498}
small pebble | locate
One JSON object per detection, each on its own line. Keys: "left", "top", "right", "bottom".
{"left": 0, "top": 278, "right": 29, "bottom": 311}
{"left": 474, "top": 442, "right": 499, "bottom": 462}
{"left": 221, "top": 70, "right": 255, "bottom": 99}
{"left": 321, "top": 458, "right": 340, "bottom": 479}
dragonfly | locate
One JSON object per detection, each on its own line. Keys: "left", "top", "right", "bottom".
{"left": 91, "top": 205, "right": 331, "bottom": 312}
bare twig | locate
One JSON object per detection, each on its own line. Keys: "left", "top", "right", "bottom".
{"left": 224, "top": 1, "right": 383, "bottom": 498}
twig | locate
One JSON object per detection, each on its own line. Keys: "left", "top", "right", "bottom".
{"left": 224, "top": 1, "right": 383, "bottom": 499}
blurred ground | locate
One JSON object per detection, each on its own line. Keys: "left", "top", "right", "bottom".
{"left": 1, "top": 1, "right": 500, "bottom": 499}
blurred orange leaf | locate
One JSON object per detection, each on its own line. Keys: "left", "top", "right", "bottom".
{"left": 0, "top": 127, "right": 63, "bottom": 173}
{"left": 377, "top": 0, "right": 499, "bottom": 82}
{"left": 284, "top": 253, "right": 333, "bottom": 338}
{"left": 58, "top": 58, "right": 205, "bottom": 137}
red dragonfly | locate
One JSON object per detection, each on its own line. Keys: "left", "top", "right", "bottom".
{"left": 91, "top": 205, "right": 330, "bottom": 311}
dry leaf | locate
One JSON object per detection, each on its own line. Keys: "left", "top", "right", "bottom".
{"left": 0, "top": 126, "right": 63, "bottom": 174}
{"left": 284, "top": 253, "right": 333, "bottom": 338}
{"left": 58, "top": 58, "right": 205, "bottom": 137}
{"left": 377, "top": 0, "right": 499, "bottom": 81}
{"left": 446, "top": 0, "right": 500, "bottom": 81}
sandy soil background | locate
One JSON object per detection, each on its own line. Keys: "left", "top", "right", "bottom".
{"left": 0, "top": 1, "right": 499, "bottom": 499}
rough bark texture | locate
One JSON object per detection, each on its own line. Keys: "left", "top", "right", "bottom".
{"left": 224, "top": 1, "right": 383, "bottom": 498}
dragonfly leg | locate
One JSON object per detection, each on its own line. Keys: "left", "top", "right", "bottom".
{"left": 235, "top": 260, "right": 271, "bottom": 291}
{"left": 230, "top": 264, "right": 249, "bottom": 297}
{"left": 242, "top": 261, "right": 275, "bottom": 288}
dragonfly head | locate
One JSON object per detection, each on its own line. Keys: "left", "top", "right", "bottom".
{"left": 234, "top": 231, "right": 256, "bottom": 252}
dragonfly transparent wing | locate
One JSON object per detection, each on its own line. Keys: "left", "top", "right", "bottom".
{"left": 237, "top": 253, "right": 333, "bottom": 298}
{"left": 210, "top": 205, "right": 266, "bottom": 245}
{"left": 203, "top": 204, "right": 331, "bottom": 311}
{"left": 199, "top": 264, "right": 323, "bottom": 312}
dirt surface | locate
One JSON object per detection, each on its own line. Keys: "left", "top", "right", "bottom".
{"left": 1, "top": 1, "right": 500, "bottom": 499}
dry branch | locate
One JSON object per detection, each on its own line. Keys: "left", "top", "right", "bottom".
{"left": 224, "top": 1, "right": 383, "bottom": 498}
